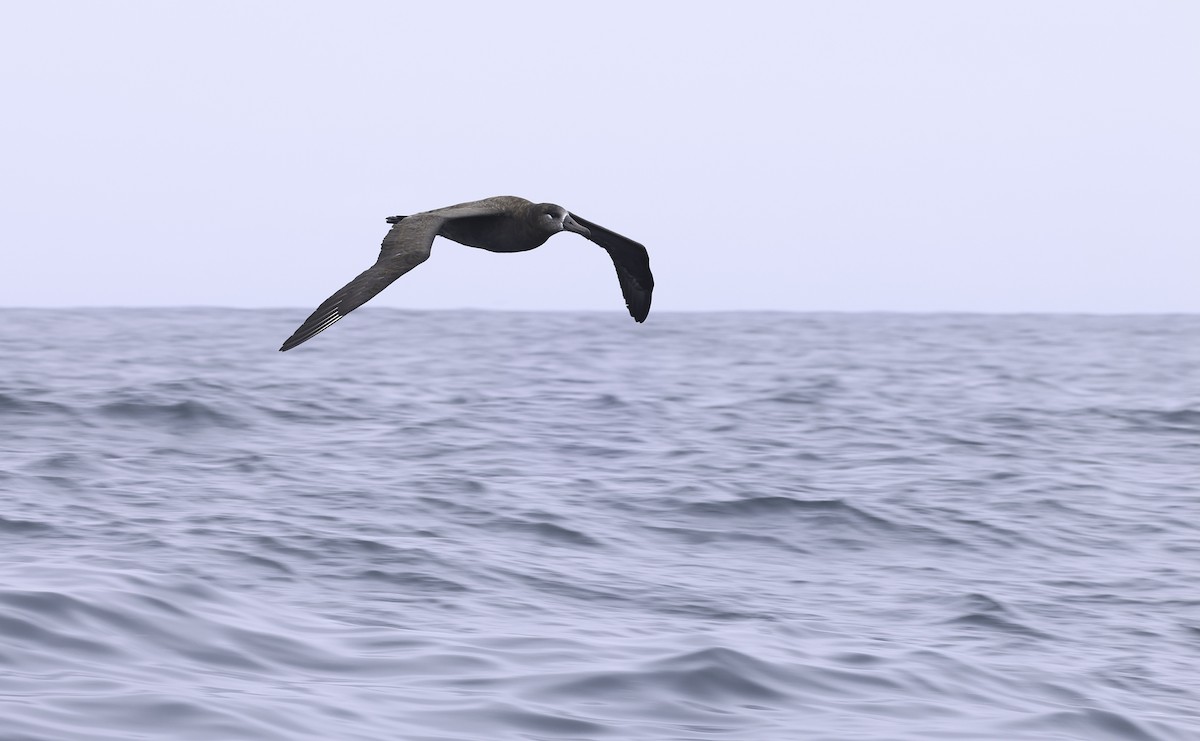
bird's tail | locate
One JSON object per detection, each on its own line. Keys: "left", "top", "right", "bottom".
{"left": 385, "top": 215, "right": 408, "bottom": 224}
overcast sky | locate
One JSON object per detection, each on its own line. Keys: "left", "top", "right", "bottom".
{"left": 2, "top": 2, "right": 1196, "bottom": 313}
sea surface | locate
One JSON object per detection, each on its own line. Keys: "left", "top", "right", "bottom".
{"left": 1, "top": 309, "right": 1198, "bottom": 740}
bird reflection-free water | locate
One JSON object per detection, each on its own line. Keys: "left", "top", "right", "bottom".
{"left": 2, "top": 309, "right": 1198, "bottom": 740}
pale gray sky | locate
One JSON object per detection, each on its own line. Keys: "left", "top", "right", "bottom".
{"left": 2, "top": 2, "right": 1196, "bottom": 312}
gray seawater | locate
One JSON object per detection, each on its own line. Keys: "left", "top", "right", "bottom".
{"left": 1, "top": 309, "right": 1198, "bottom": 740}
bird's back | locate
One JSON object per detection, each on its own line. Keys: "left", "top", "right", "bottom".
{"left": 431, "top": 196, "right": 550, "bottom": 253}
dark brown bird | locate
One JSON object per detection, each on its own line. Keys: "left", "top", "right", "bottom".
{"left": 280, "top": 196, "right": 654, "bottom": 351}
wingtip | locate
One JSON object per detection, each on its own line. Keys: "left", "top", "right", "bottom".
{"left": 279, "top": 331, "right": 317, "bottom": 352}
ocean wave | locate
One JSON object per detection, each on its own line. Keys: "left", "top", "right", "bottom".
{"left": 1, "top": 310, "right": 1197, "bottom": 740}
{"left": 97, "top": 399, "right": 246, "bottom": 431}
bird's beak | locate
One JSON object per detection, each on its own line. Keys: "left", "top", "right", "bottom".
{"left": 562, "top": 215, "right": 590, "bottom": 238}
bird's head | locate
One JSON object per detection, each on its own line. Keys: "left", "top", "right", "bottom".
{"left": 535, "top": 204, "right": 590, "bottom": 238}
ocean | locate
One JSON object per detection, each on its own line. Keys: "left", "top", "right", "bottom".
{"left": 1, "top": 309, "right": 1197, "bottom": 740}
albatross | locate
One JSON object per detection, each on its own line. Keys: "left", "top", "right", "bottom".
{"left": 279, "top": 196, "right": 654, "bottom": 351}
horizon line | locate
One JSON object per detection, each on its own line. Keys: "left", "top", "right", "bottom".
{"left": 0, "top": 306, "right": 1197, "bottom": 317}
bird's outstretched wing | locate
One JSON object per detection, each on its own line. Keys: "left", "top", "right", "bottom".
{"left": 569, "top": 213, "right": 654, "bottom": 322}
{"left": 280, "top": 204, "right": 508, "bottom": 351}
{"left": 278, "top": 214, "right": 446, "bottom": 351}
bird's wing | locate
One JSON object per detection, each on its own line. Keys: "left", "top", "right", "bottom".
{"left": 280, "top": 204, "right": 509, "bottom": 351}
{"left": 569, "top": 213, "right": 654, "bottom": 322}
{"left": 279, "top": 214, "right": 444, "bottom": 351}
{"left": 385, "top": 201, "right": 508, "bottom": 228}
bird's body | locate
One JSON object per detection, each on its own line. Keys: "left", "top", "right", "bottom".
{"left": 279, "top": 196, "right": 653, "bottom": 351}
{"left": 420, "top": 196, "right": 557, "bottom": 253}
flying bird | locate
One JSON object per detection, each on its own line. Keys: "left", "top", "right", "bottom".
{"left": 279, "top": 196, "right": 654, "bottom": 351}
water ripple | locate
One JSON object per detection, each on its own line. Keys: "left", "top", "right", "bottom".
{"left": 0, "top": 309, "right": 1197, "bottom": 740}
